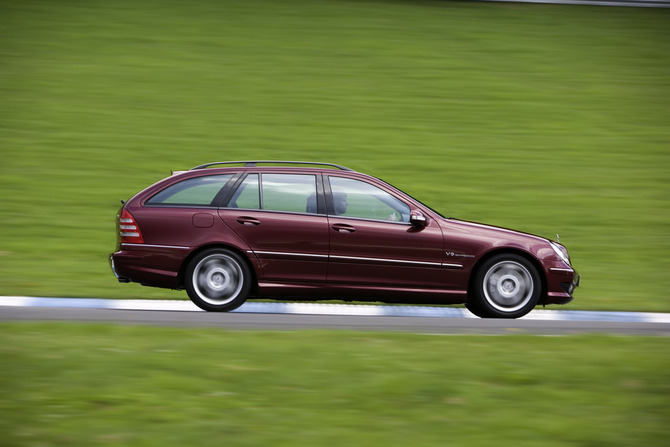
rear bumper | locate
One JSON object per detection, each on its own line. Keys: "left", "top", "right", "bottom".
{"left": 109, "top": 255, "right": 130, "bottom": 283}
{"left": 110, "top": 244, "right": 185, "bottom": 289}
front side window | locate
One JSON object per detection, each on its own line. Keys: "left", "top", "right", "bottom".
{"left": 328, "top": 176, "right": 410, "bottom": 222}
{"left": 147, "top": 174, "right": 234, "bottom": 206}
{"left": 227, "top": 173, "right": 317, "bottom": 214}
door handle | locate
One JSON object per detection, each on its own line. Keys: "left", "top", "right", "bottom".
{"left": 332, "top": 223, "right": 355, "bottom": 233}
{"left": 237, "top": 216, "right": 261, "bottom": 226}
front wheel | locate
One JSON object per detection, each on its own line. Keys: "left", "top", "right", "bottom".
{"left": 467, "top": 254, "right": 541, "bottom": 319}
{"left": 185, "top": 249, "right": 251, "bottom": 312}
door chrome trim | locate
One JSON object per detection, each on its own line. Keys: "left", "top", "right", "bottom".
{"left": 330, "top": 255, "right": 441, "bottom": 266}
{"left": 442, "top": 263, "right": 464, "bottom": 269}
{"left": 249, "top": 250, "right": 462, "bottom": 268}
{"left": 253, "top": 251, "right": 329, "bottom": 259}
{"left": 330, "top": 255, "right": 462, "bottom": 269}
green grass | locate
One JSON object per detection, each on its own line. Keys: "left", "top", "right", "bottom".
{"left": 0, "top": 323, "right": 668, "bottom": 446}
{"left": 1, "top": 0, "right": 669, "bottom": 311}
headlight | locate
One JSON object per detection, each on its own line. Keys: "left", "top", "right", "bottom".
{"left": 550, "top": 241, "right": 571, "bottom": 266}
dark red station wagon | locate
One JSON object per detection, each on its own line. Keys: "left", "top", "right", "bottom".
{"left": 110, "top": 161, "right": 579, "bottom": 318}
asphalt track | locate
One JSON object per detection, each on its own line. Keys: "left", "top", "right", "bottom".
{"left": 1, "top": 297, "right": 669, "bottom": 335}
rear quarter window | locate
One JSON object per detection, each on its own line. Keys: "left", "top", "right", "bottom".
{"left": 146, "top": 174, "right": 234, "bottom": 206}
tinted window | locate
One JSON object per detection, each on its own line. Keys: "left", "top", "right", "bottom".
{"left": 263, "top": 174, "right": 317, "bottom": 213}
{"left": 329, "top": 177, "right": 410, "bottom": 222}
{"left": 227, "top": 174, "right": 317, "bottom": 214}
{"left": 147, "top": 174, "right": 234, "bottom": 206}
{"left": 229, "top": 174, "right": 260, "bottom": 209}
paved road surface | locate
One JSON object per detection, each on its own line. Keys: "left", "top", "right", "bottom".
{"left": 1, "top": 298, "right": 669, "bottom": 335}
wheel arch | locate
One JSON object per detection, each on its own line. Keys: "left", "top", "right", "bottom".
{"left": 178, "top": 244, "right": 259, "bottom": 295}
{"left": 468, "top": 248, "right": 548, "bottom": 304}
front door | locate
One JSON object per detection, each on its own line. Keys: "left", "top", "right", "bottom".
{"left": 326, "top": 175, "right": 445, "bottom": 290}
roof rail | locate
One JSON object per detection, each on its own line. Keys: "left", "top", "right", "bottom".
{"left": 190, "top": 161, "right": 354, "bottom": 171}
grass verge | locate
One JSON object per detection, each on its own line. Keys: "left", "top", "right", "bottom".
{"left": 1, "top": 323, "right": 669, "bottom": 446}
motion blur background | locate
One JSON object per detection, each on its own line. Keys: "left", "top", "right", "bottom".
{"left": 2, "top": 2, "right": 670, "bottom": 446}
{"left": 1, "top": 0, "right": 669, "bottom": 311}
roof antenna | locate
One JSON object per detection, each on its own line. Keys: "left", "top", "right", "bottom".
{"left": 556, "top": 234, "right": 560, "bottom": 243}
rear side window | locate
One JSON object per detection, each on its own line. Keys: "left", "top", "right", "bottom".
{"left": 229, "top": 174, "right": 260, "bottom": 209}
{"left": 227, "top": 173, "right": 317, "bottom": 214}
{"left": 146, "top": 174, "right": 234, "bottom": 206}
{"left": 263, "top": 174, "right": 317, "bottom": 213}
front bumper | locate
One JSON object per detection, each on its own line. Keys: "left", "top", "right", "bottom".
{"left": 545, "top": 267, "right": 580, "bottom": 305}
{"left": 561, "top": 273, "right": 581, "bottom": 295}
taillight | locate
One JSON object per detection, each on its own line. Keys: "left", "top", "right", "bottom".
{"left": 118, "top": 208, "right": 144, "bottom": 244}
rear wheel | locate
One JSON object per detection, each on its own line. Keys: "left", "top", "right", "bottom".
{"left": 185, "top": 249, "right": 251, "bottom": 312}
{"left": 468, "top": 254, "right": 540, "bottom": 319}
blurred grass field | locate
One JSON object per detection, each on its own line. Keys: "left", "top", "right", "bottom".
{"left": 1, "top": 0, "right": 669, "bottom": 311}
{"left": 1, "top": 323, "right": 668, "bottom": 446}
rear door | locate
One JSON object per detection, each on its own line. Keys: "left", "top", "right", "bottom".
{"left": 218, "top": 172, "right": 329, "bottom": 283}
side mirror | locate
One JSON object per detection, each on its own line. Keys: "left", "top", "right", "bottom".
{"left": 410, "top": 211, "right": 428, "bottom": 227}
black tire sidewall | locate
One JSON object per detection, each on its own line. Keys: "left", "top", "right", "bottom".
{"left": 185, "top": 248, "right": 251, "bottom": 312}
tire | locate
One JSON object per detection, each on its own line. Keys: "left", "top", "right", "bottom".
{"left": 185, "top": 248, "right": 251, "bottom": 312}
{"left": 468, "top": 254, "right": 541, "bottom": 319}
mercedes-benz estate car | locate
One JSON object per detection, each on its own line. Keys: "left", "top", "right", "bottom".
{"left": 110, "top": 161, "right": 579, "bottom": 318}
